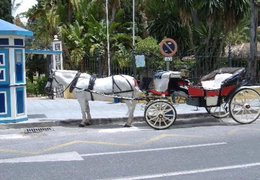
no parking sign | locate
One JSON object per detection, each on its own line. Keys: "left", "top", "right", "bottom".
{"left": 160, "top": 38, "right": 178, "bottom": 58}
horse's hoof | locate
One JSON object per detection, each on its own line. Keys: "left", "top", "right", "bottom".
{"left": 124, "top": 124, "right": 132, "bottom": 127}
{"left": 79, "top": 124, "right": 85, "bottom": 127}
{"left": 84, "top": 122, "right": 92, "bottom": 126}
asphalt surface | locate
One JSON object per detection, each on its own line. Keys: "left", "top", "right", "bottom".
{"left": 0, "top": 97, "right": 211, "bottom": 129}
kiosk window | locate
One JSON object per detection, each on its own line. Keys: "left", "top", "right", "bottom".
{"left": 0, "top": 92, "right": 6, "bottom": 114}
{"left": 15, "top": 50, "right": 23, "bottom": 82}
{"left": 0, "top": 54, "right": 3, "bottom": 66}
{"left": 14, "top": 39, "right": 23, "bottom": 46}
{"left": 0, "top": 39, "right": 9, "bottom": 45}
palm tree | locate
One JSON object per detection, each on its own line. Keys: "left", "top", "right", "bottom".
{"left": 173, "top": 0, "right": 250, "bottom": 78}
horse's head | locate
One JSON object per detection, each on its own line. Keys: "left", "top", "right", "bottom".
{"left": 44, "top": 69, "right": 61, "bottom": 94}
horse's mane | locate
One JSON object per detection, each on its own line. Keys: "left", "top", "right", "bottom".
{"left": 55, "top": 70, "right": 91, "bottom": 78}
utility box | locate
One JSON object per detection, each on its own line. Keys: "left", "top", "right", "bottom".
{"left": 0, "top": 19, "right": 32, "bottom": 123}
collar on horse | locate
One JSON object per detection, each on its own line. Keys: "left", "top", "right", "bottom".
{"left": 69, "top": 72, "right": 81, "bottom": 93}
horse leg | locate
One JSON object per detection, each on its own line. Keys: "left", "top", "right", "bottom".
{"left": 84, "top": 100, "right": 92, "bottom": 126}
{"left": 124, "top": 100, "right": 137, "bottom": 127}
{"left": 78, "top": 98, "right": 87, "bottom": 127}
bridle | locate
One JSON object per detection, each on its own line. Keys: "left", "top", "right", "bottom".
{"left": 45, "top": 70, "right": 77, "bottom": 96}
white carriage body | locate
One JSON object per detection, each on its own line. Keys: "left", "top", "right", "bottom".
{"left": 154, "top": 71, "right": 182, "bottom": 92}
{"left": 201, "top": 73, "right": 233, "bottom": 90}
{"left": 201, "top": 73, "right": 233, "bottom": 106}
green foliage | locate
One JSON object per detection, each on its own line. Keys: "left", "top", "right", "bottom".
{"left": 36, "top": 76, "right": 48, "bottom": 95}
{"left": 173, "top": 59, "right": 196, "bottom": 71}
{"left": 0, "top": 0, "right": 12, "bottom": 22}
{"left": 135, "top": 37, "right": 161, "bottom": 57}
{"left": 26, "top": 54, "right": 47, "bottom": 79}
{"left": 27, "top": 81, "right": 37, "bottom": 96}
{"left": 27, "top": 76, "right": 48, "bottom": 96}
{"left": 24, "top": 0, "right": 252, "bottom": 79}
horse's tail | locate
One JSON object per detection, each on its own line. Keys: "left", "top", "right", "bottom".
{"left": 132, "top": 78, "right": 142, "bottom": 98}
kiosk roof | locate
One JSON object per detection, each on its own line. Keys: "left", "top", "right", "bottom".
{"left": 0, "top": 19, "right": 33, "bottom": 36}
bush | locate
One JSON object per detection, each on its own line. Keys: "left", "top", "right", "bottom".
{"left": 27, "top": 81, "right": 38, "bottom": 96}
{"left": 36, "top": 76, "right": 48, "bottom": 95}
{"left": 27, "top": 76, "right": 48, "bottom": 96}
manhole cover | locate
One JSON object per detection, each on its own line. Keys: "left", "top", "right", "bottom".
{"left": 24, "top": 127, "right": 54, "bottom": 134}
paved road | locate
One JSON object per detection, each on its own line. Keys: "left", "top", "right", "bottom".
{"left": 0, "top": 117, "right": 260, "bottom": 180}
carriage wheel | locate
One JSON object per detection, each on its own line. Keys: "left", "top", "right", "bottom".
{"left": 144, "top": 100, "right": 177, "bottom": 130}
{"left": 229, "top": 88, "right": 260, "bottom": 124}
{"left": 205, "top": 101, "right": 229, "bottom": 118}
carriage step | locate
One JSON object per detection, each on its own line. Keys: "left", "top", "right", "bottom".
{"left": 24, "top": 127, "right": 54, "bottom": 134}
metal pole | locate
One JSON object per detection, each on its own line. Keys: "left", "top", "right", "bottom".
{"left": 132, "top": 0, "right": 136, "bottom": 78}
{"left": 166, "top": 62, "right": 170, "bottom": 71}
{"left": 106, "top": 0, "right": 111, "bottom": 76}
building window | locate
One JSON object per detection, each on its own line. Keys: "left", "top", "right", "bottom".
{"left": 14, "top": 39, "right": 24, "bottom": 46}
{"left": 16, "top": 88, "right": 24, "bottom": 114}
{"left": 0, "top": 39, "right": 9, "bottom": 45}
{"left": 0, "top": 54, "right": 4, "bottom": 66}
{"left": 0, "top": 69, "right": 5, "bottom": 81}
{"left": 0, "top": 92, "right": 6, "bottom": 114}
{"left": 15, "top": 49, "right": 23, "bottom": 83}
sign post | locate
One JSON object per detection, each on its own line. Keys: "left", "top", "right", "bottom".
{"left": 160, "top": 38, "right": 177, "bottom": 71}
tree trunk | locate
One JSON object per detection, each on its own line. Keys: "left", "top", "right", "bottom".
{"left": 210, "top": 21, "right": 222, "bottom": 58}
{"left": 111, "top": 0, "right": 120, "bottom": 22}
{"left": 68, "top": 0, "right": 72, "bottom": 23}
{"left": 249, "top": 0, "right": 258, "bottom": 82}
{"left": 188, "top": 24, "right": 200, "bottom": 80}
{"left": 140, "top": 11, "right": 149, "bottom": 38}
{"left": 191, "top": 8, "right": 200, "bottom": 29}
{"left": 204, "top": 21, "right": 213, "bottom": 74}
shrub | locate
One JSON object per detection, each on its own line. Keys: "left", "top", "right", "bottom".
{"left": 27, "top": 76, "right": 48, "bottom": 96}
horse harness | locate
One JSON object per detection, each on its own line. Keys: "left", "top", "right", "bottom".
{"left": 69, "top": 72, "right": 81, "bottom": 93}
{"left": 69, "top": 72, "right": 135, "bottom": 101}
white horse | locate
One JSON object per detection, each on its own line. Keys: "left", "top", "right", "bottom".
{"left": 44, "top": 70, "right": 141, "bottom": 127}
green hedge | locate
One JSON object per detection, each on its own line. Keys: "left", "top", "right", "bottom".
{"left": 27, "top": 76, "right": 48, "bottom": 96}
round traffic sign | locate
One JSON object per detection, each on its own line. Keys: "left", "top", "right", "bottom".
{"left": 160, "top": 38, "right": 178, "bottom": 57}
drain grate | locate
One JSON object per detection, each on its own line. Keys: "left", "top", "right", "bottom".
{"left": 24, "top": 127, "right": 54, "bottom": 134}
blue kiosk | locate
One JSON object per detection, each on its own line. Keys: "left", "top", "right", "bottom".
{"left": 0, "top": 19, "right": 33, "bottom": 123}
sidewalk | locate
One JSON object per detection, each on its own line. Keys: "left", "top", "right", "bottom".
{"left": 0, "top": 97, "right": 210, "bottom": 129}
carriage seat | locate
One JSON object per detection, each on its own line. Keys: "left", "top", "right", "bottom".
{"left": 154, "top": 71, "right": 182, "bottom": 92}
{"left": 201, "top": 73, "right": 232, "bottom": 90}
{"left": 154, "top": 71, "right": 182, "bottom": 79}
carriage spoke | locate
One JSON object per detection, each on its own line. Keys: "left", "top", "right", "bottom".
{"left": 165, "top": 113, "right": 174, "bottom": 118}
{"left": 162, "top": 118, "right": 169, "bottom": 125}
{"left": 153, "top": 118, "right": 159, "bottom": 126}
{"left": 162, "top": 105, "right": 167, "bottom": 111}
{"left": 242, "top": 108, "right": 245, "bottom": 116}
{"left": 148, "top": 116, "right": 158, "bottom": 122}
{"left": 235, "top": 108, "right": 243, "bottom": 115}
{"left": 246, "top": 108, "right": 255, "bottom": 119}
{"left": 164, "top": 109, "right": 173, "bottom": 114}
{"left": 164, "top": 117, "right": 173, "bottom": 122}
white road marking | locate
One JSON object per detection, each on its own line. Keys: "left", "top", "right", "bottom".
{"left": 0, "top": 134, "right": 29, "bottom": 140}
{"left": 98, "top": 127, "right": 141, "bottom": 133}
{"left": 108, "top": 162, "right": 260, "bottom": 180}
{"left": 0, "top": 151, "right": 83, "bottom": 164}
{"left": 81, "top": 142, "right": 227, "bottom": 157}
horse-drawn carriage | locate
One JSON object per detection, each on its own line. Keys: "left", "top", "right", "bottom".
{"left": 45, "top": 67, "right": 260, "bottom": 130}
{"left": 142, "top": 67, "right": 260, "bottom": 129}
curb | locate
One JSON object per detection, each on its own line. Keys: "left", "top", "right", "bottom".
{"left": 0, "top": 113, "right": 212, "bottom": 129}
